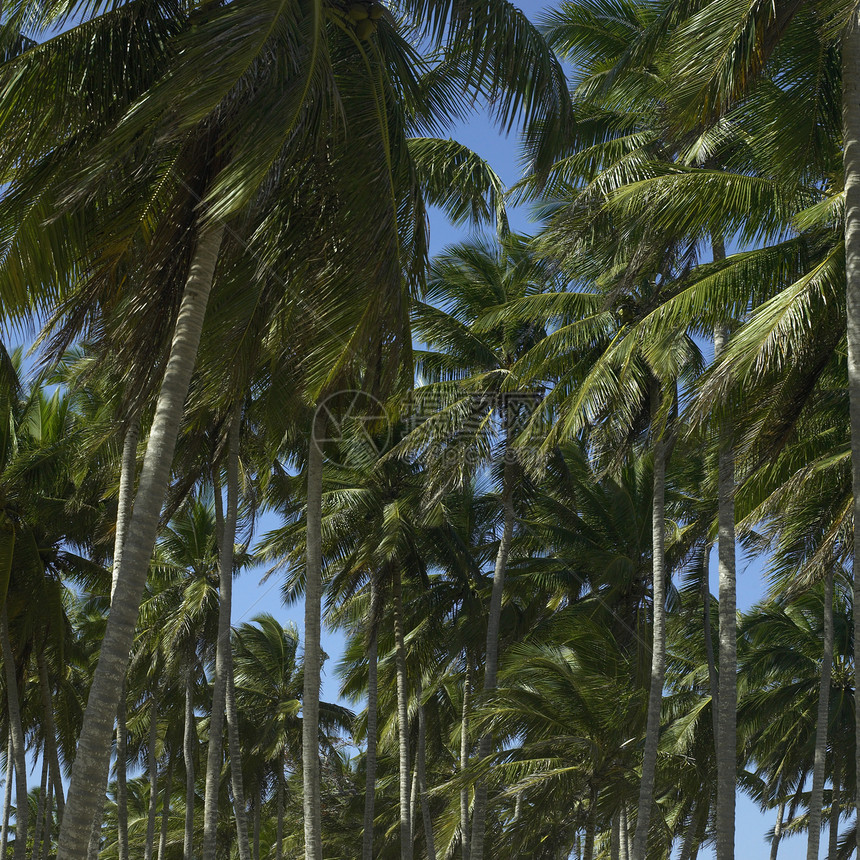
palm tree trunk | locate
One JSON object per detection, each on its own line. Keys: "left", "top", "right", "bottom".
{"left": 362, "top": 580, "right": 380, "bottom": 860}
{"left": 252, "top": 788, "right": 260, "bottom": 860}
{"left": 116, "top": 683, "right": 129, "bottom": 860}
{"left": 843, "top": 16, "right": 860, "bottom": 860}
{"left": 701, "top": 553, "right": 719, "bottom": 742}
{"left": 144, "top": 693, "right": 160, "bottom": 860}
{"left": 157, "top": 750, "right": 174, "bottom": 860}
{"left": 679, "top": 803, "right": 698, "bottom": 860}
{"left": 40, "top": 774, "right": 53, "bottom": 860}
{"left": 36, "top": 655, "right": 65, "bottom": 821}
{"left": 631, "top": 434, "right": 668, "bottom": 860}
{"left": 828, "top": 754, "right": 840, "bottom": 860}
{"left": 611, "top": 812, "right": 620, "bottom": 860}
{"left": 416, "top": 676, "right": 437, "bottom": 860}
{"left": 619, "top": 804, "right": 630, "bottom": 860}
{"left": 31, "top": 753, "right": 48, "bottom": 860}
{"left": 714, "top": 313, "right": 737, "bottom": 860}
{"left": 1, "top": 607, "right": 27, "bottom": 860}
{"left": 111, "top": 416, "right": 140, "bottom": 598}
{"left": 302, "top": 408, "right": 325, "bottom": 860}
{"left": 86, "top": 807, "right": 101, "bottom": 860}
{"left": 57, "top": 221, "right": 225, "bottom": 860}
{"left": 183, "top": 660, "right": 196, "bottom": 860}
{"left": 276, "top": 761, "right": 284, "bottom": 860}
{"left": 204, "top": 407, "right": 249, "bottom": 860}
{"left": 806, "top": 570, "right": 835, "bottom": 860}
{"left": 460, "top": 660, "right": 472, "bottom": 860}
{"left": 225, "top": 664, "right": 251, "bottom": 860}
{"left": 392, "top": 566, "right": 413, "bottom": 860}
{"left": 470, "top": 447, "right": 515, "bottom": 860}
{"left": 769, "top": 800, "right": 785, "bottom": 860}
{"left": 582, "top": 789, "right": 596, "bottom": 860}
{"left": 1, "top": 731, "right": 12, "bottom": 858}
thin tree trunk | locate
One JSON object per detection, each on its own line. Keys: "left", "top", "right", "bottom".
{"left": 619, "top": 805, "right": 629, "bottom": 860}
{"left": 276, "top": 761, "right": 284, "bottom": 860}
{"left": 631, "top": 434, "right": 668, "bottom": 860}
{"left": 770, "top": 800, "right": 785, "bottom": 860}
{"left": 460, "top": 660, "right": 472, "bottom": 860}
{"left": 807, "top": 570, "right": 835, "bottom": 860}
{"left": 582, "top": 789, "right": 596, "bottom": 860}
{"left": 302, "top": 408, "right": 325, "bottom": 860}
{"left": 714, "top": 302, "right": 737, "bottom": 860}
{"left": 679, "top": 803, "right": 698, "bottom": 860}
{"left": 157, "top": 751, "right": 174, "bottom": 860}
{"left": 392, "top": 566, "right": 413, "bottom": 860}
{"left": 362, "top": 580, "right": 380, "bottom": 860}
{"left": 416, "top": 676, "right": 437, "bottom": 860}
{"left": 611, "top": 812, "right": 620, "bottom": 860}
{"left": 144, "top": 693, "right": 160, "bottom": 860}
{"left": 204, "top": 407, "right": 249, "bottom": 860}
{"left": 843, "top": 17, "right": 860, "bottom": 860}
{"left": 701, "top": 551, "right": 719, "bottom": 742}
{"left": 1, "top": 607, "right": 27, "bottom": 860}
{"left": 112, "top": 416, "right": 140, "bottom": 598}
{"left": 37, "top": 655, "right": 65, "bottom": 821}
{"left": 116, "top": 684, "right": 129, "bottom": 860}
{"left": 252, "top": 788, "right": 260, "bottom": 860}
{"left": 410, "top": 760, "right": 419, "bottom": 844}
{"left": 31, "top": 752, "right": 48, "bottom": 860}
{"left": 1, "top": 731, "right": 12, "bottom": 858}
{"left": 183, "top": 660, "right": 196, "bottom": 860}
{"left": 828, "top": 755, "right": 840, "bottom": 860}
{"left": 57, "top": 221, "right": 225, "bottom": 860}
{"left": 470, "top": 445, "right": 515, "bottom": 860}
{"left": 40, "top": 773, "right": 53, "bottom": 860}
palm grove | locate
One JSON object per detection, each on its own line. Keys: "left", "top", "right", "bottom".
{"left": 1, "top": 0, "right": 858, "bottom": 857}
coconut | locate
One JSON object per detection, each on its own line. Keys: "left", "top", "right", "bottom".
{"left": 349, "top": 3, "right": 369, "bottom": 19}
{"left": 356, "top": 17, "right": 374, "bottom": 37}
{"left": 369, "top": 4, "right": 384, "bottom": 18}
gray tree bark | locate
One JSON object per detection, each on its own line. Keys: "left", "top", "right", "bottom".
{"left": 392, "top": 567, "right": 413, "bottom": 860}
{"left": 302, "top": 408, "right": 326, "bottom": 860}
{"left": 828, "top": 754, "right": 841, "bottom": 860}
{"left": 769, "top": 800, "right": 785, "bottom": 860}
{"left": 460, "top": 660, "right": 472, "bottom": 860}
{"left": 183, "top": 660, "right": 196, "bottom": 860}
{"left": 144, "top": 693, "right": 160, "bottom": 860}
{"left": 57, "top": 221, "right": 225, "bottom": 859}
{"left": 157, "top": 751, "right": 174, "bottom": 860}
{"left": 362, "top": 580, "right": 380, "bottom": 860}
{"left": 416, "top": 676, "right": 437, "bottom": 860}
{"left": 470, "top": 446, "right": 515, "bottom": 860}
{"left": 843, "top": 16, "right": 860, "bottom": 860}
{"left": 631, "top": 435, "right": 668, "bottom": 860}
{"left": 37, "top": 655, "right": 65, "bottom": 821}
{"left": 40, "top": 773, "right": 53, "bottom": 860}
{"left": 31, "top": 753, "right": 48, "bottom": 860}
{"left": 1, "top": 607, "right": 28, "bottom": 860}
{"left": 714, "top": 314, "right": 737, "bottom": 860}
{"left": 276, "top": 760, "right": 284, "bottom": 860}
{"left": 1, "top": 731, "right": 12, "bottom": 858}
{"left": 807, "top": 570, "right": 835, "bottom": 860}
{"left": 116, "top": 684, "right": 129, "bottom": 860}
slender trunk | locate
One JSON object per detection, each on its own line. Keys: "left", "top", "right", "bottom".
{"left": 112, "top": 417, "right": 140, "bottom": 598}
{"left": 611, "top": 813, "right": 620, "bottom": 860}
{"left": 701, "top": 552, "right": 719, "bottom": 742}
{"left": 252, "top": 788, "right": 260, "bottom": 860}
{"left": 36, "top": 655, "right": 65, "bottom": 821}
{"left": 144, "top": 693, "right": 160, "bottom": 860}
{"left": 769, "top": 800, "right": 785, "bottom": 860}
{"left": 619, "top": 805, "right": 630, "bottom": 860}
{"left": 631, "top": 435, "right": 668, "bottom": 860}
{"left": 828, "top": 754, "right": 840, "bottom": 860}
{"left": 582, "top": 789, "right": 596, "bottom": 860}
{"left": 1, "top": 607, "right": 27, "bottom": 860}
{"left": 1, "top": 731, "right": 12, "bottom": 858}
{"left": 416, "top": 676, "right": 437, "bottom": 860}
{"left": 460, "top": 661, "right": 472, "bottom": 860}
{"left": 843, "top": 18, "right": 860, "bottom": 860}
{"left": 31, "top": 752, "right": 48, "bottom": 860}
{"left": 679, "top": 803, "right": 698, "bottom": 860}
{"left": 714, "top": 306, "right": 737, "bottom": 860}
{"left": 302, "top": 408, "right": 325, "bottom": 860}
{"left": 57, "top": 221, "right": 225, "bottom": 860}
{"left": 807, "top": 570, "right": 835, "bottom": 860}
{"left": 470, "top": 445, "right": 515, "bottom": 860}
{"left": 40, "top": 774, "right": 53, "bottom": 860}
{"left": 205, "top": 408, "right": 249, "bottom": 860}
{"left": 362, "top": 580, "right": 380, "bottom": 860}
{"left": 276, "top": 760, "right": 284, "bottom": 860}
{"left": 157, "top": 751, "right": 174, "bottom": 860}
{"left": 410, "top": 760, "right": 419, "bottom": 844}
{"left": 392, "top": 567, "right": 413, "bottom": 860}
{"left": 183, "top": 660, "right": 196, "bottom": 860}
{"left": 116, "top": 684, "right": 129, "bottom": 860}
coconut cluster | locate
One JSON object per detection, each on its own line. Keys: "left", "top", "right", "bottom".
{"left": 347, "top": 1, "right": 384, "bottom": 38}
